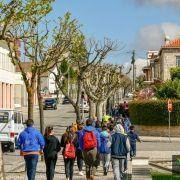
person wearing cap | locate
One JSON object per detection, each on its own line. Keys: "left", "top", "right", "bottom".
{"left": 18, "top": 119, "right": 45, "bottom": 180}
{"left": 110, "top": 124, "right": 130, "bottom": 180}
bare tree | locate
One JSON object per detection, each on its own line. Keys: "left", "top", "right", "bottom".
{"left": 83, "top": 64, "right": 123, "bottom": 120}
{"left": 53, "top": 37, "right": 119, "bottom": 122}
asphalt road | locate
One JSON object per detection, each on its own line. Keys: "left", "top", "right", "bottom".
{"left": 2, "top": 104, "right": 180, "bottom": 179}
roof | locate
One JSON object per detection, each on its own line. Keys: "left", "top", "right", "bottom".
{"left": 163, "top": 38, "right": 180, "bottom": 48}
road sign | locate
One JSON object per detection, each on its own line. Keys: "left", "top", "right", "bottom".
{"left": 168, "top": 99, "right": 173, "bottom": 112}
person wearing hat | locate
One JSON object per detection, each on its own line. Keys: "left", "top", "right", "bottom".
{"left": 18, "top": 119, "right": 45, "bottom": 180}
{"left": 110, "top": 124, "right": 130, "bottom": 180}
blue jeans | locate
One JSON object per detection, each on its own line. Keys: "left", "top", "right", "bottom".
{"left": 24, "top": 154, "right": 39, "bottom": 180}
{"left": 112, "top": 158, "right": 125, "bottom": 180}
{"left": 130, "top": 143, "right": 136, "bottom": 157}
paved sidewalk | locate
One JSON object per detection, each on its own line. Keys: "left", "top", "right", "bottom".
{"left": 141, "top": 136, "right": 180, "bottom": 142}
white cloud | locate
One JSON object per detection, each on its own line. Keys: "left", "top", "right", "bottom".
{"left": 133, "top": 23, "right": 180, "bottom": 51}
{"left": 133, "top": 0, "right": 180, "bottom": 8}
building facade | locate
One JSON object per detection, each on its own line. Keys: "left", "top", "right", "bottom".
{"left": 0, "top": 45, "right": 15, "bottom": 109}
{"left": 143, "top": 38, "right": 180, "bottom": 82}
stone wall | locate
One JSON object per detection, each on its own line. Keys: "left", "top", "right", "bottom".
{"left": 136, "top": 125, "right": 180, "bottom": 137}
{"left": 0, "top": 144, "right": 5, "bottom": 180}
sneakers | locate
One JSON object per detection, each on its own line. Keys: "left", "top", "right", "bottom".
{"left": 79, "top": 171, "right": 84, "bottom": 176}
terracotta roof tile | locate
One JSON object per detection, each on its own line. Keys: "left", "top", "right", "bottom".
{"left": 163, "top": 38, "right": 180, "bottom": 48}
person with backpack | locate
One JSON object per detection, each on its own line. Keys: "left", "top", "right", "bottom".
{"left": 43, "top": 126, "right": 61, "bottom": 180}
{"left": 123, "top": 114, "right": 131, "bottom": 134}
{"left": 61, "top": 126, "right": 77, "bottom": 180}
{"left": 76, "top": 123, "right": 84, "bottom": 176}
{"left": 111, "top": 124, "right": 130, "bottom": 180}
{"left": 99, "top": 125, "right": 111, "bottom": 176}
{"left": 18, "top": 119, "right": 45, "bottom": 180}
{"left": 79, "top": 119, "right": 101, "bottom": 180}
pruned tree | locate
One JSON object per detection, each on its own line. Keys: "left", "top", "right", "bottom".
{"left": 53, "top": 36, "right": 119, "bottom": 122}
{"left": 120, "top": 75, "right": 132, "bottom": 97}
{"left": 83, "top": 64, "right": 123, "bottom": 120}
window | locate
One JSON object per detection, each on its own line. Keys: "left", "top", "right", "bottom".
{"left": 0, "top": 112, "right": 9, "bottom": 123}
{"left": 13, "top": 112, "right": 21, "bottom": 124}
{"left": 176, "top": 56, "right": 180, "bottom": 67}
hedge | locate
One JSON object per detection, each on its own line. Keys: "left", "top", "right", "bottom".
{"left": 129, "top": 100, "right": 180, "bottom": 126}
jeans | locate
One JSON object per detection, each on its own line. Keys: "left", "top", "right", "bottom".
{"left": 24, "top": 154, "right": 38, "bottom": 180}
{"left": 76, "top": 149, "right": 83, "bottom": 171}
{"left": 101, "top": 153, "right": 111, "bottom": 174}
{"left": 130, "top": 143, "right": 136, "bottom": 157}
{"left": 64, "top": 158, "right": 75, "bottom": 180}
{"left": 83, "top": 148, "right": 98, "bottom": 179}
{"left": 112, "top": 158, "right": 125, "bottom": 180}
{"left": 45, "top": 157, "right": 57, "bottom": 180}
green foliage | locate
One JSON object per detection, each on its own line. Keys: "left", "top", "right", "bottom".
{"left": 156, "top": 80, "right": 180, "bottom": 99}
{"left": 129, "top": 100, "right": 180, "bottom": 126}
{"left": 170, "top": 67, "right": 180, "bottom": 80}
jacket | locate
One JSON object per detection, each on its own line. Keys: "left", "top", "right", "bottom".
{"left": 79, "top": 126, "right": 101, "bottom": 151}
{"left": 99, "top": 130, "right": 111, "bottom": 154}
{"left": 127, "top": 131, "right": 140, "bottom": 144}
{"left": 111, "top": 124, "right": 130, "bottom": 159}
{"left": 44, "top": 135, "right": 61, "bottom": 159}
{"left": 18, "top": 126, "right": 45, "bottom": 154}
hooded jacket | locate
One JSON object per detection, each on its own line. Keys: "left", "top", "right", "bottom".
{"left": 79, "top": 125, "right": 101, "bottom": 151}
{"left": 111, "top": 124, "right": 130, "bottom": 159}
{"left": 99, "top": 130, "right": 111, "bottom": 154}
{"left": 18, "top": 126, "right": 45, "bottom": 154}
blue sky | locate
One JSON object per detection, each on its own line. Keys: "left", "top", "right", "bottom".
{"left": 47, "top": 0, "right": 180, "bottom": 64}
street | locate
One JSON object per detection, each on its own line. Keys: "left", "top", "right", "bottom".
{"left": 3, "top": 104, "right": 180, "bottom": 179}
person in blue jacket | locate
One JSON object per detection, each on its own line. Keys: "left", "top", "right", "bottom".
{"left": 79, "top": 119, "right": 100, "bottom": 180}
{"left": 100, "top": 125, "right": 111, "bottom": 176}
{"left": 18, "top": 119, "right": 45, "bottom": 180}
{"left": 111, "top": 124, "right": 130, "bottom": 180}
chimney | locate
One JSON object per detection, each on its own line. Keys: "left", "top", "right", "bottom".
{"left": 164, "top": 36, "right": 170, "bottom": 45}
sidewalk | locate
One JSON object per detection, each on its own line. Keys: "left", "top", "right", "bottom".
{"left": 141, "top": 136, "right": 180, "bottom": 142}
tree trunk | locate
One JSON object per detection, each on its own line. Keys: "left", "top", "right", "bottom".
{"left": 37, "top": 74, "right": 45, "bottom": 134}
{"left": 89, "top": 100, "right": 96, "bottom": 119}
{"left": 27, "top": 89, "right": 34, "bottom": 120}
{"left": 75, "top": 105, "right": 81, "bottom": 123}
{"left": 96, "top": 102, "right": 103, "bottom": 121}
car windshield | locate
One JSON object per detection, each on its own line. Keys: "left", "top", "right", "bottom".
{"left": 45, "top": 99, "right": 55, "bottom": 103}
{"left": 0, "top": 112, "right": 9, "bottom": 123}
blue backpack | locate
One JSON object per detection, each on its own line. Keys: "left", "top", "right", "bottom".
{"left": 100, "top": 135, "right": 111, "bottom": 154}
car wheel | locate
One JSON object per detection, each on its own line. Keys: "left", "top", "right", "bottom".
{"left": 9, "top": 143, "right": 15, "bottom": 152}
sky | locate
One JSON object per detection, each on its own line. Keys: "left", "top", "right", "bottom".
{"left": 47, "top": 0, "right": 180, "bottom": 72}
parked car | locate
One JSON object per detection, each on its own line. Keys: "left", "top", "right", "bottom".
{"left": 43, "top": 98, "right": 57, "bottom": 110}
{"left": 80, "top": 101, "right": 89, "bottom": 113}
{"left": 0, "top": 109, "right": 24, "bottom": 152}
{"left": 62, "top": 96, "right": 70, "bottom": 104}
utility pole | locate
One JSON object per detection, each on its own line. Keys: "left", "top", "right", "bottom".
{"left": 131, "top": 50, "right": 136, "bottom": 91}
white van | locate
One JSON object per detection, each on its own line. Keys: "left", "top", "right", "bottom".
{"left": 0, "top": 109, "right": 24, "bottom": 152}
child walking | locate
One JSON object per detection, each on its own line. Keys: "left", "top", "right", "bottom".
{"left": 127, "top": 125, "right": 141, "bottom": 158}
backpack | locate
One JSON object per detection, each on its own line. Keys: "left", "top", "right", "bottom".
{"left": 100, "top": 135, "right": 111, "bottom": 154}
{"left": 64, "top": 142, "right": 76, "bottom": 159}
{"left": 83, "top": 131, "right": 97, "bottom": 150}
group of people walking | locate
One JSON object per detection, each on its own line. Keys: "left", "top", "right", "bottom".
{"left": 18, "top": 114, "right": 141, "bottom": 180}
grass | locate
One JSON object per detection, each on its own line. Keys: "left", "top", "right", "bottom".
{"left": 151, "top": 172, "right": 180, "bottom": 180}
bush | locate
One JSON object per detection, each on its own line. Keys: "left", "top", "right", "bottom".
{"left": 156, "top": 80, "right": 180, "bottom": 99}
{"left": 170, "top": 67, "right": 180, "bottom": 80}
{"left": 129, "top": 100, "right": 180, "bottom": 126}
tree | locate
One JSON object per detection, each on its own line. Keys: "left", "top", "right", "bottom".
{"left": 120, "top": 75, "right": 132, "bottom": 97}
{"left": 6, "top": 12, "right": 78, "bottom": 135}
{"left": 83, "top": 64, "right": 123, "bottom": 120}
{"left": 0, "top": 0, "right": 54, "bottom": 41}
{"left": 156, "top": 79, "right": 180, "bottom": 99}
{"left": 54, "top": 36, "right": 119, "bottom": 122}
{"left": 170, "top": 67, "right": 180, "bottom": 80}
